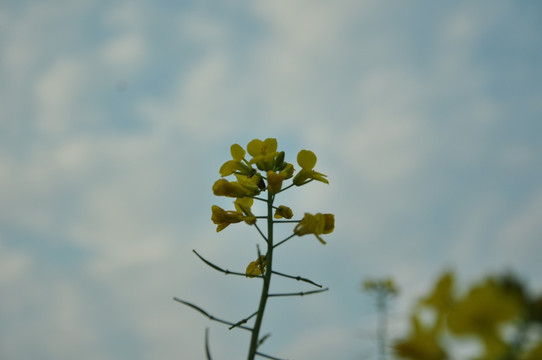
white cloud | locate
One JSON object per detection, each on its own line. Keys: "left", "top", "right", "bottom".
{"left": 100, "top": 33, "right": 146, "bottom": 72}
{"left": 0, "top": 237, "right": 32, "bottom": 297}
{"left": 34, "top": 58, "right": 92, "bottom": 135}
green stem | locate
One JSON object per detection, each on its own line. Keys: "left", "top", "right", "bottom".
{"left": 248, "top": 192, "right": 274, "bottom": 359}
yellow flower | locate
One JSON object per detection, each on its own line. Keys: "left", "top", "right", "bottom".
{"left": 294, "top": 212, "right": 335, "bottom": 244}
{"left": 447, "top": 279, "right": 522, "bottom": 337}
{"left": 293, "top": 150, "right": 328, "bottom": 186}
{"left": 212, "top": 174, "right": 261, "bottom": 198}
{"left": 211, "top": 205, "right": 244, "bottom": 232}
{"left": 234, "top": 197, "right": 256, "bottom": 225}
{"left": 236, "top": 173, "right": 263, "bottom": 194}
{"left": 363, "top": 278, "right": 399, "bottom": 296}
{"left": 247, "top": 138, "right": 278, "bottom": 171}
{"left": 280, "top": 162, "right": 294, "bottom": 178}
{"left": 267, "top": 170, "right": 286, "bottom": 194}
{"left": 213, "top": 179, "right": 249, "bottom": 197}
{"left": 211, "top": 198, "right": 256, "bottom": 232}
{"left": 274, "top": 205, "right": 293, "bottom": 219}
{"left": 219, "top": 144, "right": 254, "bottom": 177}
{"left": 246, "top": 255, "right": 266, "bottom": 277}
{"left": 219, "top": 160, "right": 253, "bottom": 177}
{"left": 394, "top": 315, "right": 448, "bottom": 360}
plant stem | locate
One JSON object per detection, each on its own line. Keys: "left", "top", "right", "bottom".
{"left": 248, "top": 192, "right": 274, "bottom": 359}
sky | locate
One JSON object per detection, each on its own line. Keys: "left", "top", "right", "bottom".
{"left": 1, "top": 1, "right": 542, "bottom": 359}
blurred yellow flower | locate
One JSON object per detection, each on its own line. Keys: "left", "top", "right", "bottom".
{"left": 394, "top": 315, "right": 447, "bottom": 360}
{"left": 246, "top": 255, "right": 267, "bottom": 277}
{"left": 447, "top": 279, "right": 522, "bottom": 340}
{"left": 274, "top": 205, "right": 293, "bottom": 219}
{"left": 363, "top": 278, "right": 399, "bottom": 296}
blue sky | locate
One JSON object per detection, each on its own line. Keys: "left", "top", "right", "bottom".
{"left": 1, "top": 1, "right": 542, "bottom": 359}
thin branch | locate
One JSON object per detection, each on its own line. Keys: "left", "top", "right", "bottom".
{"left": 272, "top": 234, "right": 296, "bottom": 249}
{"left": 275, "top": 182, "right": 296, "bottom": 194}
{"left": 229, "top": 311, "right": 258, "bottom": 330}
{"left": 192, "top": 250, "right": 263, "bottom": 279}
{"left": 173, "top": 297, "right": 253, "bottom": 331}
{"left": 258, "top": 333, "right": 271, "bottom": 347}
{"left": 271, "top": 270, "right": 323, "bottom": 288}
{"left": 205, "top": 328, "right": 212, "bottom": 360}
{"left": 273, "top": 220, "right": 301, "bottom": 223}
{"left": 268, "top": 288, "right": 329, "bottom": 297}
{"left": 253, "top": 222, "right": 268, "bottom": 242}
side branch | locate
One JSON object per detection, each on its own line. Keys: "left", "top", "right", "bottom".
{"left": 271, "top": 270, "right": 323, "bottom": 288}
{"left": 273, "top": 234, "right": 296, "bottom": 249}
{"left": 193, "top": 250, "right": 263, "bottom": 279}
{"left": 253, "top": 223, "right": 268, "bottom": 243}
{"left": 229, "top": 311, "right": 258, "bottom": 330}
{"left": 173, "top": 297, "right": 253, "bottom": 331}
{"left": 268, "top": 288, "right": 329, "bottom": 297}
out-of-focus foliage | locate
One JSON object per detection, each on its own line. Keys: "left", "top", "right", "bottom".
{"left": 394, "top": 272, "right": 542, "bottom": 360}
{"left": 363, "top": 278, "right": 399, "bottom": 298}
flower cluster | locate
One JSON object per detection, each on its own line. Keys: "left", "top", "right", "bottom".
{"left": 211, "top": 138, "right": 335, "bottom": 255}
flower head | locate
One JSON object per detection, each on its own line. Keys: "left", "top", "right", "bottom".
{"left": 293, "top": 150, "right": 328, "bottom": 186}
{"left": 247, "top": 138, "right": 279, "bottom": 171}
{"left": 294, "top": 212, "right": 335, "bottom": 244}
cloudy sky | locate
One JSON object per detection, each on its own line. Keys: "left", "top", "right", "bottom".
{"left": 1, "top": 1, "right": 542, "bottom": 359}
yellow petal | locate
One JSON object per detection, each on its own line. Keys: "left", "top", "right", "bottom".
{"left": 230, "top": 144, "right": 245, "bottom": 161}
{"left": 323, "top": 214, "right": 335, "bottom": 234}
{"left": 292, "top": 169, "right": 310, "bottom": 186}
{"left": 311, "top": 171, "right": 329, "bottom": 184}
{"left": 297, "top": 150, "right": 317, "bottom": 170}
{"left": 247, "top": 139, "right": 263, "bottom": 157}
{"left": 262, "top": 138, "right": 277, "bottom": 154}
{"left": 212, "top": 179, "right": 250, "bottom": 197}
{"left": 280, "top": 163, "right": 294, "bottom": 179}
{"left": 219, "top": 160, "right": 242, "bottom": 176}
{"left": 211, "top": 205, "right": 244, "bottom": 232}
{"left": 234, "top": 197, "right": 254, "bottom": 213}
{"left": 267, "top": 171, "right": 285, "bottom": 194}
